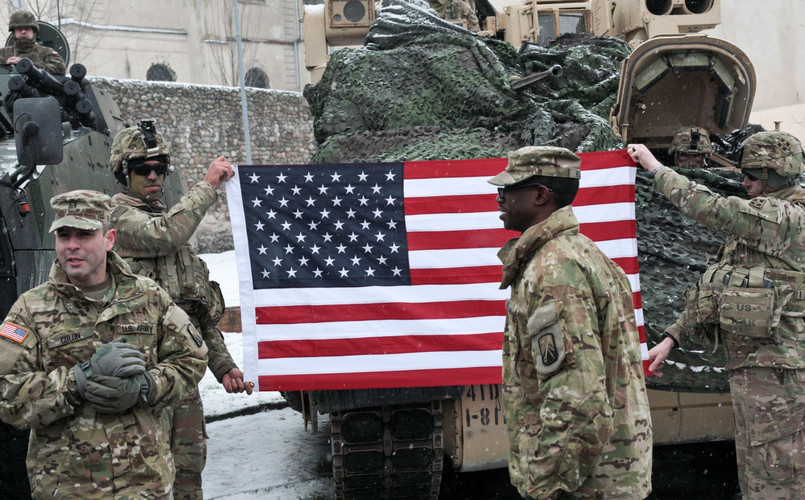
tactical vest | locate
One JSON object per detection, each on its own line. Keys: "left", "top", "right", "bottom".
{"left": 686, "top": 263, "right": 805, "bottom": 369}
{"left": 124, "top": 247, "right": 225, "bottom": 324}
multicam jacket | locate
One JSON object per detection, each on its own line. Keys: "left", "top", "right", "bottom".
{"left": 0, "top": 40, "right": 65, "bottom": 75}
{"left": 498, "top": 206, "right": 652, "bottom": 499}
{"left": 111, "top": 182, "right": 237, "bottom": 381}
{"left": 0, "top": 252, "right": 207, "bottom": 499}
{"left": 657, "top": 167, "right": 805, "bottom": 370}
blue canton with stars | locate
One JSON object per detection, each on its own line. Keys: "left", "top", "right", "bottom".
{"left": 239, "top": 163, "right": 411, "bottom": 289}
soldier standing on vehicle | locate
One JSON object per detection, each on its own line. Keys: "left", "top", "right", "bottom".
{"left": 0, "top": 10, "right": 65, "bottom": 75}
{"left": 490, "top": 146, "right": 652, "bottom": 499}
{"left": 108, "top": 120, "right": 252, "bottom": 499}
{"left": 428, "top": 0, "right": 480, "bottom": 31}
{"left": 668, "top": 126, "right": 712, "bottom": 169}
{"left": 631, "top": 130, "right": 805, "bottom": 499}
{"left": 0, "top": 190, "right": 207, "bottom": 498}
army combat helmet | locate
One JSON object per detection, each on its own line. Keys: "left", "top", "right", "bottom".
{"left": 668, "top": 126, "right": 712, "bottom": 156}
{"left": 8, "top": 10, "right": 38, "bottom": 33}
{"left": 109, "top": 119, "right": 172, "bottom": 186}
{"left": 740, "top": 130, "right": 804, "bottom": 190}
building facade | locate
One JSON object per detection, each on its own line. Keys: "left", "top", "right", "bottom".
{"left": 3, "top": 0, "right": 307, "bottom": 91}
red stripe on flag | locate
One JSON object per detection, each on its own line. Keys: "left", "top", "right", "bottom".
{"left": 256, "top": 300, "right": 507, "bottom": 325}
{"left": 410, "top": 266, "right": 502, "bottom": 285}
{"left": 258, "top": 332, "right": 503, "bottom": 359}
{"left": 407, "top": 228, "right": 513, "bottom": 250}
{"left": 578, "top": 149, "right": 636, "bottom": 170}
{"left": 405, "top": 194, "right": 499, "bottom": 215}
{"left": 577, "top": 221, "right": 636, "bottom": 242}
{"left": 574, "top": 184, "right": 635, "bottom": 205}
{"left": 611, "top": 257, "right": 639, "bottom": 275}
{"left": 404, "top": 159, "right": 507, "bottom": 179}
{"left": 258, "top": 366, "right": 504, "bottom": 391}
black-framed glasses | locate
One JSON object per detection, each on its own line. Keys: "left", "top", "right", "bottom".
{"left": 743, "top": 170, "right": 758, "bottom": 182}
{"left": 497, "top": 182, "right": 552, "bottom": 197}
{"left": 131, "top": 162, "right": 169, "bottom": 177}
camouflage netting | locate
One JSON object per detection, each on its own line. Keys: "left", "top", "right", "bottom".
{"left": 304, "top": 0, "right": 764, "bottom": 393}
{"left": 304, "top": 0, "right": 629, "bottom": 163}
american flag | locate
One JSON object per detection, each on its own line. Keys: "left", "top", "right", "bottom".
{"left": 0, "top": 322, "right": 30, "bottom": 344}
{"left": 228, "top": 150, "right": 648, "bottom": 391}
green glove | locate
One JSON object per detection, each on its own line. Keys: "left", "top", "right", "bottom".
{"left": 82, "top": 374, "right": 141, "bottom": 414}
{"left": 83, "top": 336, "right": 146, "bottom": 378}
{"left": 133, "top": 371, "right": 156, "bottom": 406}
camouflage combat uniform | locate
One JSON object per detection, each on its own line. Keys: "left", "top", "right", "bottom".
{"left": 498, "top": 203, "right": 652, "bottom": 497}
{"left": 111, "top": 182, "right": 237, "bottom": 499}
{"left": 492, "top": 147, "right": 652, "bottom": 498}
{"left": 0, "top": 40, "right": 65, "bottom": 75}
{"left": 428, "top": 0, "right": 480, "bottom": 31}
{"left": 656, "top": 165, "right": 805, "bottom": 499}
{"left": 0, "top": 252, "right": 207, "bottom": 499}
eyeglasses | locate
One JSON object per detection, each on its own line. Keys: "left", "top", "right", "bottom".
{"left": 131, "top": 162, "right": 169, "bottom": 177}
{"left": 496, "top": 182, "right": 552, "bottom": 197}
{"left": 743, "top": 171, "right": 758, "bottom": 182}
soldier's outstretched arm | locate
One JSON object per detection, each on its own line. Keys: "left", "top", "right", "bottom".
{"left": 0, "top": 300, "right": 83, "bottom": 429}
{"left": 111, "top": 180, "right": 218, "bottom": 257}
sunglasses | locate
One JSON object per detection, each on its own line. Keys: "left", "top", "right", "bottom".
{"left": 497, "top": 182, "right": 552, "bottom": 197}
{"left": 743, "top": 171, "right": 758, "bottom": 182}
{"left": 131, "top": 162, "right": 169, "bottom": 177}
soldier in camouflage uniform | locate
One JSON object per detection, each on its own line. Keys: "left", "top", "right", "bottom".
{"left": 631, "top": 130, "right": 805, "bottom": 499}
{"left": 108, "top": 120, "right": 251, "bottom": 499}
{"left": 0, "top": 190, "right": 207, "bottom": 498}
{"left": 428, "top": 0, "right": 480, "bottom": 32}
{"left": 490, "top": 146, "right": 652, "bottom": 499}
{"left": 0, "top": 10, "right": 65, "bottom": 75}
{"left": 668, "top": 126, "right": 712, "bottom": 168}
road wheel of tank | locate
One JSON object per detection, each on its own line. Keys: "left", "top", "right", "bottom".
{"left": 331, "top": 401, "right": 444, "bottom": 499}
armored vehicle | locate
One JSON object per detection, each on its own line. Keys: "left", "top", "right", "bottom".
{"left": 271, "top": 1, "right": 755, "bottom": 498}
{"left": 0, "top": 21, "right": 183, "bottom": 498}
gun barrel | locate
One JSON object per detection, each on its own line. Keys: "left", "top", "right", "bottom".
{"left": 510, "top": 64, "right": 564, "bottom": 92}
{"left": 16, "top": 58, "right": 65, "bottom": 96}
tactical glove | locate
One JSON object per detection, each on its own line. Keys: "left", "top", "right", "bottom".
{"left": 82, "top": 374, "right": 141, "bottom": 414}
{"left": 82, "top": 336, "right": 146, "bottom": 378}
{"left": 134, "top": 371, "right": 156, "bottom": 406}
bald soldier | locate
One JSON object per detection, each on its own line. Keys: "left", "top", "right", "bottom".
{"left": 490, "top": 146, "right": 652, "bottom": 499}
{"left": 0, "top": 190, "right": 207, "bottom": 498}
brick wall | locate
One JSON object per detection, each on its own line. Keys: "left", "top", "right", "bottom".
{"left": 90, "top": 77, "right": 317, "bottom": 253}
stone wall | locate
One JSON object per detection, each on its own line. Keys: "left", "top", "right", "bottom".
{"left": 90, "top": 77, "right": 317, "bottom": 253}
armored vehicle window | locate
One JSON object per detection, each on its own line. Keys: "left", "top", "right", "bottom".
{"left": 538, "top": 13, "right": 555, "bottom": 46}
{"left": 245, "top": 67, "right": 269, "bottom": 89}
{"left": 538, "top": 10, "right": 589, "bottom": 46}
{"left": 147, "top": 63, "right": 176, "bottom": 82}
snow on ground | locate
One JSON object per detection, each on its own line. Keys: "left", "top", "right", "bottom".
{"left": 200, "top": 253, "right": 335, "bottom": 499}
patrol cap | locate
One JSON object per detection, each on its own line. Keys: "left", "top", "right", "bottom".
{"left": 488, "top": 146, "right": 581, "bottom": 186}
{"left": 49, "top": 190, "right": 112, "bottom": 232}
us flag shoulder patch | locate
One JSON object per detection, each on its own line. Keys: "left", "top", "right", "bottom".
{"left": 0, "top": 322, "right": 30, "bottom": 344}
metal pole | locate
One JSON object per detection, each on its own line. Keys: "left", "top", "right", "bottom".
{"left": 233, "top": 0, "right": 252, "bottom": 164}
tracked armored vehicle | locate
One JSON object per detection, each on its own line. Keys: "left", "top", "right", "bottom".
{"left": 270, "top": 1, "right": 757, "bottom": 498}
{"left": 0, "top": 21, "right": 184, "bottom": 498}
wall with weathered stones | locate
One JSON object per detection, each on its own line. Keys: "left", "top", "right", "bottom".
{"left": 89, "top": 77, "right": 317, "bottom": 253}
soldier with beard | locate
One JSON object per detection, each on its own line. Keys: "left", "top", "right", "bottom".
{"left": 108, "top": 120, "right": 252, "bottom": 500}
